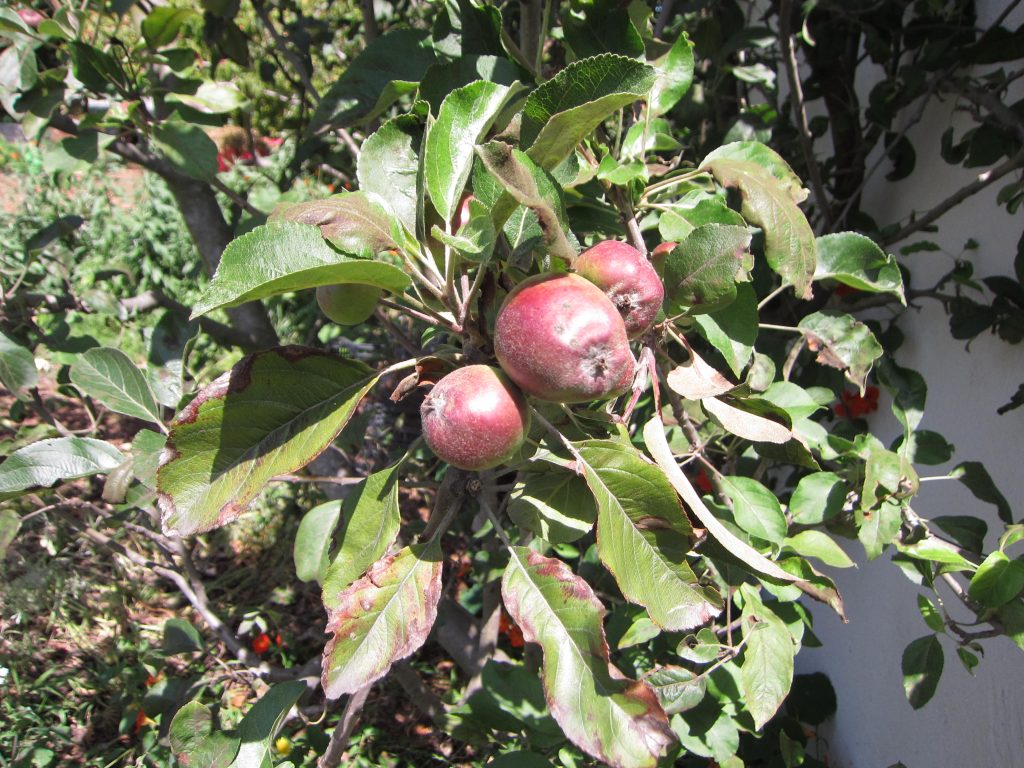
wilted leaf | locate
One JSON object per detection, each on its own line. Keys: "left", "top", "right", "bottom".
{"left": 157, "top": 347, "right": 378, "bottom": 536}
{"left": 322, "top": 542, "right": 443, "bottom": 698}
{"left": 502, "top": 548, "right": 675, "bottom": 768}
{"left": 798, "top": 311, "right": 883, "bottom": 392}
{"left": 702, "top": 397, "right": 792, "bottom": 445}
{"left": 666, "top": 347, "right": 734, "bottom": 400}
{"left": 578, "top": 441, "right": 721, "bottom": 631}
{"left": 192, "top": 220, "right": 409, "bottom": 317}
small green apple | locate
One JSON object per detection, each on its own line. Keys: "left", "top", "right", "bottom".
{"left": 316, "top": 283, "right": 383, "bottom": 325}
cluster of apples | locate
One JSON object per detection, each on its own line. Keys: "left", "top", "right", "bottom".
{"left": 419, "top": 240, "right": 665, "bottom": 471}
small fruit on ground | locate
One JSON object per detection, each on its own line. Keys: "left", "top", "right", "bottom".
{"left": 574, "top": 240, "right": 665, "bottom": 338}
{"left": 494, "top": 272, "right": 634, "bottom": 403}
{"left": 316, "top": 283, "right": 382, "bottom": 325}
{"left": 421, "top": 365, "right": 530, "bottom": 471}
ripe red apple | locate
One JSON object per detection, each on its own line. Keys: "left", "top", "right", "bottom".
{"left": 573, "top": 240, "right": 665, "bottom": 338}
{"left": 494, "top": 272, "right": 634, "bottom": 403}
{"left": 420, "top": 365, "right": 530, "bottom": 471}
{"left": 316, "top": 284, "right": 382, "bottom": 325}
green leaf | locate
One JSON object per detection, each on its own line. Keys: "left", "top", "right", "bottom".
{"left": 70, "top": 347, "right": 163, "bottom": 424}
{"left": 68, "top": 41, "right": 126, "bottom": 92}
{"left": 271, "top": 192, "right": 403, "bottom": 258}
{"left": 578, "top": 441, "right": 721, "bottom": 631}
{"left": 789, "top": 472, "right": 846, "bottom": 525}
{"left": 693, "top": 283, "right": 758, "bottom": 377}
{"left": 798, "top": 311, "right": 883, "bottom": 391}
{"left": 157, "top": 347, "right": 378, "bottom": 536}
{"left": 649, "top": 32, "right": 695, "bottom": 117}
{"left": 163, "top": 617, "right": 204, "bottom": 654}
{"left": 897, "top": 539, "right": 976, "bottom": 571}
{"left": 761, "top": 381, "right": 828, "bottom": 422}
{"left": 322, "top": 542, "right": 443, "bottom": 698}
{"left": 662, "top": 224, "right": 753, "bottom": 315}
{"left": 476, "top": 142, "right": 577, "bottom": 265}
{"left": 875, "top": 358, "right": 926, "bottom": 440}
{"left": 231, "top": 680, "right": 306, "bottom": 767}
{"left": 857, "top": 499, "right": 902, "bottom": 560}
{"left": 900, "top": 430, "right": 953, "bottom": 465}
{"left": 719, "top": 476, "right": 787, "bottom": 546}
{"left": 501, "top": 548, "right": 675, "bottom": 768}
{"left": 418, "top": 54, "right": 520, "bottom": 112}
{"left": 738, "top": 585, "right": 795, "bottom": 730}
{"left": 425, "top": 80, "right": 520, "bottom": 221}
{"left": 700, "top": 148, "right": 816, "bottom": 298}
{"left": 432, "top": 197, "right": 497, "bottom": 262}
{"left": 917, "top": 594, "right": 945, "bottom": 632}
{"left": 968, "top": 551, "right": 1024, "bottom": 609}
{"left": 815, "top": 232, "right": 904, "bottom": 302}
{"left": 294, "top": 501, "right": 342, "bottom": 584}
{"left": 509, "top": 466, "right": 597, "bottom": 544}
{"left": 782, "top": 530, "right": 854, "bottom": 568}
{"left": 0, "top": 508, "right": 21, "bottom": 556}
{"left": 167, "top": 81, "right": 247, "bottom": 114}
{"left": 520, "top": 54, "right": 657, "bottom": 171}
{"left": 702, "top": 142, "right": 808, "bottom": 203}
{"left": 132, "top": 429, "right": 166, "bottom": 489}
{"left": 902, "top": 635, "right": 944, "bottom": 709}
{"left": 0, "top": 331, "right": 37, "bottom": 399}
{"left": 0, "top": 8, "right": 34, "bottom": 37}
{"left": 142, "top": 7, "right": 197, "bottom": 48}
{"left": 310, "top": 29, "right": 436, "bottom": 134}
{"left": 933, "top": 515, "right": 987, "bottom": 555}
{"left": 169, "top": 701, "right": 240, "bottom": 768}
{"left": 563, "top": 3, "right": 644, "bottom": 59}
{"left": 151, "top": 122, "right": 218, "bottom": 181}
{"left": 0, "top": 437, "right": 124, "bottom": 497}
{"left": 24, "top": 214, "right": 84, "bottom": 252}
{"left": 147, "top": 311, "right": 198, "bottom": 410}
{"left": 950, "top": 461, "right": 1012, "bottom": 524}
{"left": 357, "top": 117, "right": 422, "bottom": 235}
{"left": 192, "top": 220, "right": 410, "bottom": 317}
{"left": 645, "top": 666, "right": 706, "bottom": 715}
{"left": 321, "top": 463, "right": 403, "bottom": 595}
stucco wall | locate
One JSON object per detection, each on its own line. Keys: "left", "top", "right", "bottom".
{"left": 794, "top": 3, "right": 1024, "bottom": 765}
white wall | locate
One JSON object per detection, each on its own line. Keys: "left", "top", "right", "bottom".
{"left": 794, "top": 3, "right": 1024, "bottom": 765}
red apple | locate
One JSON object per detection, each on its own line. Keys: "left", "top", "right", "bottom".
{"left": 574, "top": 240, "right": 665, "bottom": 338}
{"left": 421, "top": 365, "right": 530, "bottom": 471}
{"left": 494, "top": 272, "right": 634, "bottom": 403}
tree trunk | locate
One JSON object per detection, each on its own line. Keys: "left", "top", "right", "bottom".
{"left": 164, "top": 176, "right": 279, "bottom": 349}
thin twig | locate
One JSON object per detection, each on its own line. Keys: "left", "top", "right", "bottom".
{"left": 253, "top": 1, "right": 321, "bottom": 103}
{"left": 318, "top": 685, "right": 372, "bottom": 768}
{"left": 779, "top": 0, "right": 832, "bottom": 231}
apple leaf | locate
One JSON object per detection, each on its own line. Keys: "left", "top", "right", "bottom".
{"left": 578, "top": 440, "right": 721, "bottom": 632}
{"left": 271, "top": 192, "right": 400, "bottom": 257}
{"left": 950, "top": 461, "right": 1012, "bottom": 524}
{"left": 666, "top": 347, "right": 734, "bottom": 400}
{"left": 0, "top": 331, "right": 37, "bottom": 399}
{"left": 702, "top": 397, "right": 792, "bottom": 445}
{"left": 151, "top": 122, "right": 218, "bottom": 181}
{"left": 693, "top": 283, "right": 758, "bottom": 377}
{"left": 649, "top": 32, "right": 695, "bottom": 117}
{"left": 520, "top": 54, "right": 657, "bottom": 171}
{"left": 0, "top": 437, "right": 124, "bottom": 497}
{"left": 320, "top": 463, "right": 403, "bottom": 595}
{"left": 782, "top": 530, "right": 855, "bottom": 569}
{"left": 294, "top": 500, "right": 342, "bottom": 584}
{"left": 357, "top": 117, "right": 422, "bottom": 235}
{"left": 509, "top": 466, "right": 597, "bottom": 544}
{"left": 815, "top": 232, "right": 905, "bottom": 302}
{"left": 902, "top": 635, "right": 944, "bottom": 709}
{"left": 701, "top": 148, "right": 816, "bottom": 299}
{"left": 425, "top": 80, "right": 521, "bottom": 222}
{"left": 322, "top": 542, "right": 443, "bottom": 698}
{"left": 191, "top": 221, "right": 410, "bottom": 318}
{"left": 0, "top": 508, "right": 20, "bottom": 555}
{"left": 739, "top": 585, "right": 796, "bottom": 729}
{"left": 501, "top": 548, "right": 676, "bottom": 768}
{"left": 789, "top": 472, "right": 847, "bottom": 525}
{"left": 309, "top": 28, "right": 436, "bottom": 133}
{"left": 968, "top": 551, "right": 1024, "bottom": 608}
{"left": 157, "top": 347, "right": 378, "bottom": 536}
{"left": 231, "top": 681, "right": 307, "bottom": 767}
{"left": 644, "top": 666, "right": 706, "bottom": 715}
{"left": 169, "top": 701, "right": 239, "bottom": 768}
{"left": 141, "top": 7, "right": 197, "bottom": 48}
{"left": 662, "top": 224, "right": 753, "bottom": 315}
{"left": 476, "top": 142, "right": 577, "bottom": 265}
{"left": 70, "top": 347, "right": 163, "bottom": 425}
{"left": 718, "top": 476, "right": 787, "bottom": 547}
{"left": 563, "top": 5, "right": 644, "bottom": 59}
{"left": 702, "top": 142, "right": 809, "bottom": 204}
{"left": 798, "top": 311, "right": 883, "bottom": 392}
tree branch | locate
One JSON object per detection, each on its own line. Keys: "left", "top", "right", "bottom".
{"left": 880, "top": 149, "right": 1024, "bottom": 246}
{"left": 318, "top": 685, "right": 372, "bottom": 768}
